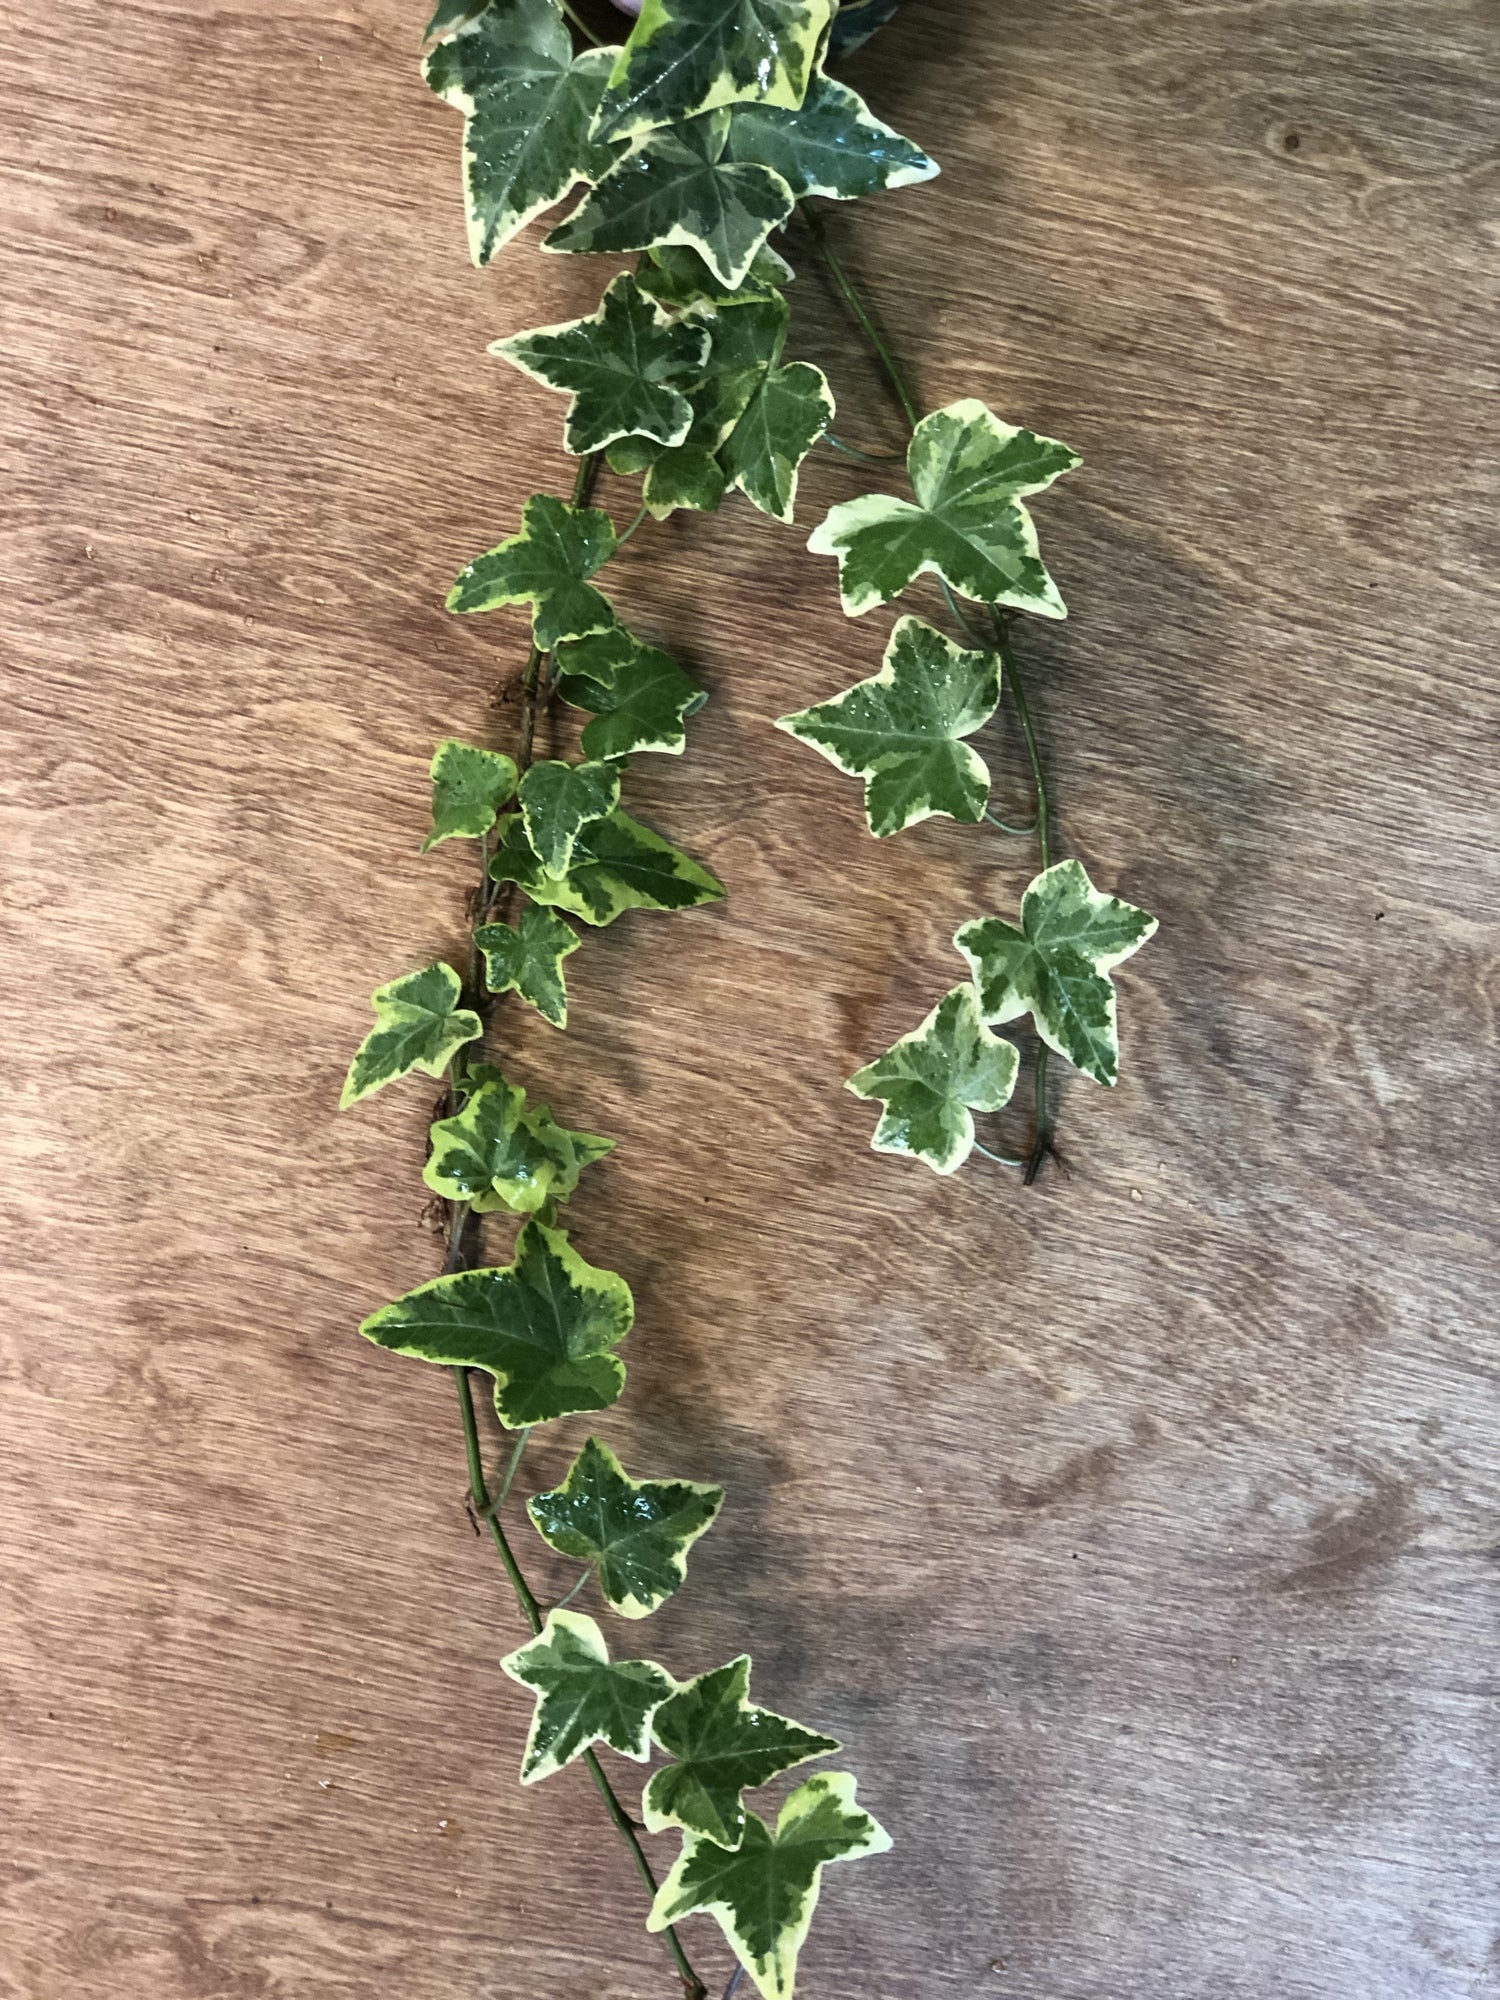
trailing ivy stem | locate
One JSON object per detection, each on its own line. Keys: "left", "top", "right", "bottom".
{"left": 557, "top": 0, "right": 603, "bottom": 45}
{"left": 799, "top": 202, "right": 921, "bottom": 432}
{"left": 615, "top": 502, "right": 650, "bottom": 549}
{"left": 452, "top": 1366, "right": 708, "bottom": 2000}
{"left": 823, "top": 430, "right": 905, "bottom": 466}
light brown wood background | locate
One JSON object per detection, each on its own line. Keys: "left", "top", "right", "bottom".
{"left": 3, "top": 0, "right": 1497, "bottom": 1995}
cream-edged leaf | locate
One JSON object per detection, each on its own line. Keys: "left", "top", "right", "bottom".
{"left": 359, "top": 1219, "right": 632, "bottom": 1427}
{"left": 847, "top": 984, "right": 1019, "bottom": 1174}
{"left": 422, "top": 738, "right": 519, "bottom": 850}
{"left": 643, "top": 1656, "right": 838, "bottom": 1848}
{"left": 517, "top": 757, "right": 622, "bottom": 875}
{"left": 489, "top": 805, "right": 725, "bottom": 926}
{"left": 501, "top": 1609, "right": 677, "bottom": 1782}
{"left": 636, "top": 240, "right": 794, "bottom": 308}
{"left": 721, "top": 70, "right": 936, "bottom": 202}
{"left": 955, "top": 859, "right": 1157, "bottom": 1086}
{"left": 592, "top": 0, "right": 833, "bottom": 144}
{"left": 647, "top": 1773, "right": 891, "bottom": 2000}
{"left": 492, "top": 273, "right": 711, "bottom": 456}
{"left": 474, "top": 904, "right": 580, "bottom": 1028}
{"left": 527, "top": 1436, "right": 724, "bottom": 1618}
{"left": 776, "top": 615, "right": 1000, "bottom": 835}
{"left": 423, "top": 0, "right": 622, "bottom": 265}
{"left": 719, "top": 358, "right": 832, "bottom": 523}
{"left": 546, "top": 110, "right": 795, "bottom": 290}
{"left": 340, "top": 962, "right": 482, "bottom": 1109}
{"left": 808, "top": 398, "right": 1079, "bottom": 617}
{"left": 554, "top": 626, "right": 709, "bottom": 758}
{"left": 448, "top": 493, "right": 617, "bottom": 648}
{"left": 422, "top": 1072, "right": 614, "bottom": 1215}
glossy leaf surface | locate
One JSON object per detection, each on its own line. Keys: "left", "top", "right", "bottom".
{"left": 422, "top": 738, "right": 519, "bottom": 851}
{"left": 501, "top": 1609, "right": 677, "bottom": 1781}
{"left": 492, "top": 273, "right": 710, "bottom": 455}
{"left": 422, "top": 1073, "right": 614, "bottom": 1214}
{"left": 956, "top": 859, "right": 1157, "bottom": 1085}
{"left": 517, "top": 757, "right": 622, "bottom": 876}
{"left": 528, "top": 1435, "right": 724, "bottom": 1618}
{"left": 592, "top": 0, "right": 833, "bottom": 143}
{"left": 644, "top": 1655, "right": 838, "bottom": 1848}
{"left": 424, "top": 0, "right": 621, "bottom": 264}
{"left": 448, "top": 494, "right": 617, "bottom": 649}
{"left": 489, "top": 806, "right": 725, "bottom": 926}
{"left": 808, "top": 398, "right": 1079, "bottom": 617}
{"left": 776, "top": 615, "right": 1000, "bottom": 835}
{"left": 360, "top": 1220, "right": 633, "bottom": 1427}
{"left": 721, "top": 70, "right": 936, "bottom": 202}
{"left": 647, "top": 1772, "right": 891, "bottom": 2000}
{"left": 340, "top": 962, "right": 482, "bottom": 1109}
{"left": 847, "top": 983, "right": 1019, "bottom": 1173}
{"left": 554, "top": 626, "right": 709, "bottom": 758}
{"left": 474, "top": 904, "right": 580, "bottom": 1028}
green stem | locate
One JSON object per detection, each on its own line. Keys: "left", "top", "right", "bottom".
{"left": 799, "top": 202, "right": 921, "bottom": 432}
{"left": 557, "top": 0, "right": 604, "bottom": 46}
{"left": 452, "top": 1367, "right": 707, "bottom": 2000}
{"left": 984, "top": 809, "right": 1038, "bottom": 836}
{"left": 614, "top": 501, "right": 650, "bottom": 549}
{"left": 823, "top": 430, "right": 905, "bottom": 466}
{"left": 971, "top": 1139, "right": 1026, "bottom": 1169}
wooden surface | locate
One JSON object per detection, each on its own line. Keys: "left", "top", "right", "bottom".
{"left": 2, "top": 1, "right": 1497, "bottom": 1995}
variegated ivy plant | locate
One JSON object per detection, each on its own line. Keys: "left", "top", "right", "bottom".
{"left": 345, "top": 0, "right": 1154, "bottom": 1993}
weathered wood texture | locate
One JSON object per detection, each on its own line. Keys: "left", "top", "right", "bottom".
{"left": 2, "top": 0, "right": 1497, "bottom": 1995}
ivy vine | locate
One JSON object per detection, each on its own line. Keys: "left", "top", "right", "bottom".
{"left": 343, "top": 1, "right": 1156, "bottom": 1995}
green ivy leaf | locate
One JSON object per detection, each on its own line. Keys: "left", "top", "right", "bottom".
{"left": 491, "top": 273, "right": 711, "bottom": 456}
{"left": 340, "top": 963, "right": 482, "bottom": 1110}
{"left": 546, "top": 110, "right": 795, "bottom": 290}
{"left": 636, "top": 241, "right": 794, "bottom": 309}
{"left": 955, "top": 859, "right": 1157, "bottom": 1086}
{"left": 423, "top": 0, "right": 490, "bottom": 47}
{"left": 527, "top": 1435, "right": 724, "bottom": 1618}
{"left": 846, "top": 983, "right": 1019, "bottom": 1174}
{"left": 500, "top": 1609, "right": 677, "bottom": 1782}
{"left": 640, "top": 443, "right": 730, "bottom": 518}
{"left": 422, "top": 738, "right": 519, "bottom": 851}
{"left": 517, "top": 757, "right": 623, "bottom": 875}
{"left": 474, "top": 904, "right": 581, "bottom": 1028}
{"left": 554, "top": 626, "right": 709, "bottom": 758}
{"left": 490, "top": 805, "right": 725, "bottom": 926}
{"left": 592, "top": 0, "right": 834, "bottom": 144}
{"left": 423, "top": 0, "right": 621, "bottom": 265}
{"left": 719, "top": 358, "right": 832, "bottom": 523}
{"left": 808, "top": 398, "right": 1080, "bottom": 617}
{"left": 721, "top": 70, "right": 936, "bottom": 202}
{"left": 359, "top": 1219, "right": 633, "bottom": 1427}
{"left": 647, "top": 1773, "right": 891, "bottom": 2000}
{"left": 643, "top": 1656, "right": 839, "bottom": 1848}
{"left": 776, "top": 615, "right": 1001, "bottom": 836}
{"left": 422, "top": 1073, "right": 614, "bottom": 1214}
{"left": 448, "top": 494, "right": 617, "bottom": 648}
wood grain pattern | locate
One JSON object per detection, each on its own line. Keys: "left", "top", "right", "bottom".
{"left": 2, "top": 1, "right": 1497, "bottom": 1996}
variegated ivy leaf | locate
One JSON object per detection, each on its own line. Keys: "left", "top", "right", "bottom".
{"left": 474, "top": 904, "right": 580, "bottom": 1028}
{"left": 423, "top": 0, "right": 621, "bottom": 266}
{"left": 360, "top": 1219, "right": 633, "bottom": 1427}
{"left": 500, "top": 1609, "right": 677, "bottom": 1783}
{"left": 554, "top": 625, "right": 709, "bottom": 758}
{"left": 448, "top": 494, "right": 616, "bottom": 648}
{"left": 339, "top": 962, "right": 482, "bottom": 1109}
{"left": 955, "top": 859, "right": 1157, "bottom": 1087}
{"left": 777, "top": 615, "right": 1001, "bottom": 836}
{"left": 636, "top": 241, "right": 794, "bottom": 309}
{"left": 647, "top": 1773, "right": 891, "bottom": 2000}
{"left": 591, "top": 0, "right": 834, "bottom": 145}
{"left": 846, "top": 984, "right": 1019, "bottom": 1174}
{"left": 517, "top": 757, "right": 622, "bottom": 875}
{"left": 719, "top": 357, "right": 832, "bottom": 523}
{"left": 808, "top": 398, "right": 1080, "bottom": 618}
{"left": 490, "top": 805, "right": 725, "bottom": 926}
{"left": 546, "top": 110, "right": 796, "bottom": 291}
{"left": 527, "top": 1435, "right": 724, "bottom": 1618}
{"left": 423, "top": 0, "right": 489, "bottom": 46}
{"left": 638, "top": 443, "right": 730, "bottom": 518}
{"left": 827, "top": 0, "right": 906, "bottom": 57}
{"left": 422, "top": 1071, "right": 614, "bottom": 1214}
{"left": 719, "top": 70, "right": 936, "bottom": 203}
{"left": 422, "top": 737, "right": 518, "bottom": 851}
{"left": 491, "top": 273, "right": 711, "bottom": 457}
{"left": 643, "top": 1655, "right": 838, "bottom": 1849}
